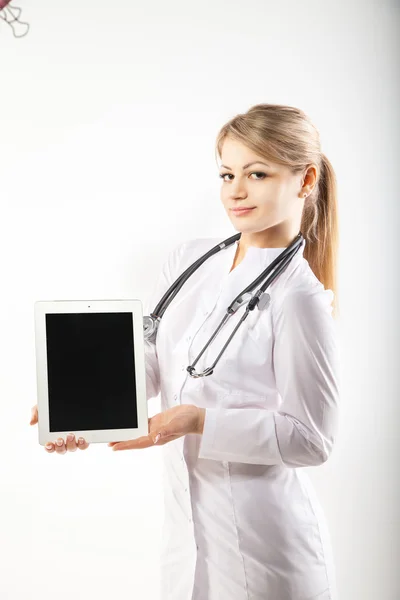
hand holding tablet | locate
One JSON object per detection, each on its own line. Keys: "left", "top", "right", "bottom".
{"left": 30, "top": 404, "right": 90, "bottom": 453}
{"left": 30, "top": 401, "right": 205, "bottom": 453}
{"left": 32, "top": 298, "right": 205, "bottom": 453}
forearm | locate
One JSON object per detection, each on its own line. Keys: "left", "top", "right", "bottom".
{"left": 197, "top": 405, "right": 338, "bottom": 466}
{"left": 197, "top": 285, "right": 341, "bottom": 466}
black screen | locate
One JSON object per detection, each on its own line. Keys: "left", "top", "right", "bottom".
{"left": 45, "top": 312, "right": 138, "bottom": 432}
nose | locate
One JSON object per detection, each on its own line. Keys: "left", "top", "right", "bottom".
{"left": 228, "top": 178, "right": 247, "bottom": 199}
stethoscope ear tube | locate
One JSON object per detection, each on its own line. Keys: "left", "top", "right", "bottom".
{"left": 227, "top": 233, "right": 303, "bottom": 314}
{"left": 247, "top": 236, "right": 303, "bottom": 312}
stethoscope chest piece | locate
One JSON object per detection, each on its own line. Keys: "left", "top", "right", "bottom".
{"left": 143, "top": 315, "right": 158, "bottom": 343}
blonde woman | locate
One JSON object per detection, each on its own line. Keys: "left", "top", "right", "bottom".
{"left": 31, "top": 103, "right": 341, "bottom": 600}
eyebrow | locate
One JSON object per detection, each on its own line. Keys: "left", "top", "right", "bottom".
{"left": 220, "top": 161, "right": 271, "bottom": 170}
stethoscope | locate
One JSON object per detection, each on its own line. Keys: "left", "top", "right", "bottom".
{"left": 143, "top": 231, "right": 304, "bottom": 378}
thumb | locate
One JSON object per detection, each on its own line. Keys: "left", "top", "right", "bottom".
{"left": 30, "top": 408, "right": 38, "bottom": 425}
{"left": 152, "top": 428, "right": 174, "bottom": 444}
{"left": 152, "top": 431, "right": 163, "bottom": 444}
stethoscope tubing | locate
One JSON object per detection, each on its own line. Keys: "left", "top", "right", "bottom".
{"left": 143, "top": 232, "right": 304, "bottom": 377}
{"left": 152, "top": 233, "right": 241, "bottom": 320}
{"left": 186, "top": 234, "right": 303, "bottom": 377}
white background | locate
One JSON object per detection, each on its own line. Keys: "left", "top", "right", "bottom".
{"left": 1, "top": 1, "right": 399, "bottom": 598}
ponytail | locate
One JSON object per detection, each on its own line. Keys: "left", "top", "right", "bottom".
{"left": 301, "top": 153, "right": 339, "bottom": 317}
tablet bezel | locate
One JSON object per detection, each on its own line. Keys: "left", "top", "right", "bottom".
{"left": 34, "top": 299, "right": 148, "bottom": 446}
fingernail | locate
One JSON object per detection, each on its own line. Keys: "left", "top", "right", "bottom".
{"left": 154, "top": 434, "right": 161, "bottom": 444}
{"left": 45, "top": 443, "right": 52, "bottom": 449}
{"left": 56, "top": 439, "right": 63, "bottom": 446}
{"left": 67, "top": 434, "right": 74, "bottom": 441}
{"left": 78, "top": 438, "right": 84, "bottom": 444}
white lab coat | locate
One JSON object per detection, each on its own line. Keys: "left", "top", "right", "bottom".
{"left": 143, "top": 236, "right": 341, "bottom": 600}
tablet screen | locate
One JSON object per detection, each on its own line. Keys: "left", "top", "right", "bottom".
{"left": 45, "top": 312, "right": 138, "bottom": 433}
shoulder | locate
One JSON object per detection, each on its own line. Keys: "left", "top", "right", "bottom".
{"left": 271, "top": 257, "right": 335, "bottom": 324}
{"left": 166, "top": 236, "right": 222, "bottom": 274}
{"left": 179, "top": 236, "right": 222, "bottom": 256}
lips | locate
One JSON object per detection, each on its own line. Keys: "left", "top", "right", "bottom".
{"left": 231, "top": 207, "right": 255, "bottom": 213}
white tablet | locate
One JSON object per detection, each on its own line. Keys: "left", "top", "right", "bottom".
{"left": 34, "top": 299, "right": 148, "bottom": 446}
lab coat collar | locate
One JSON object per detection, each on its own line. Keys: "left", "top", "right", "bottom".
{"left": 229, "top": 236, "right": 306, "bottom": 270}
{"left": 214, "top": 237, "right": 306, "bottom": 307}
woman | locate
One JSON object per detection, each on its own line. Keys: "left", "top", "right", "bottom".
{"left": 31, "top": 103, "right": 341, "bottom": 600}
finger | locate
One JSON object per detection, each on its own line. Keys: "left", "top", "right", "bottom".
{"left": 54, "top": 438, "right": 67, "bottom": 454}
{"left": 77, "top": 437, "right": 89, "bottom": 450}
{"left": 45, "top": 442, "right": 55, "bottom": 453}
{"left": 112, "top": 432, "right": 180, "bottom": 450}
{"left": 111, "top": 436, "right": 154, "bottom": 451}
{"left": 65, "top": 433, "right": 78, "bottom": 452}
{"left": 30, "top": 405, "right": 38, "bottom": 426}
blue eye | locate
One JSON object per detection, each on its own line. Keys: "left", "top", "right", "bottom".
{"left": 219, "top": 172, "right": 267, "bottom": 181}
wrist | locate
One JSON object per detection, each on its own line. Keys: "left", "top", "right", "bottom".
{"left": 197, "top": 407, "right": 206, "bottom": 434}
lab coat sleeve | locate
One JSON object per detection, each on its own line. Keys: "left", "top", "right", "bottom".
{"left": 197, "top": 286, "right": 341, "bottom": 467}
{"left": 143, "top": 241, "right": 187, "bottom": 401}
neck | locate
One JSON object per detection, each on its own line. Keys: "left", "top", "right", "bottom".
{"left": 238, "top": 229, "right": 299, "bottom": 254}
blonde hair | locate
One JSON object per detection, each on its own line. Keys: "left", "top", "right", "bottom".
{"left": 215, "top": 103, "right": 340, "bottom": 318}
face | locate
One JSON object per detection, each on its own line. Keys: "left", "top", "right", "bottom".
{"left": 219, "top": 136, "right": 316, "bottom": 247}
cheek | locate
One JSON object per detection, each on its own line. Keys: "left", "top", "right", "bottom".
{"left": 252, "top": 183, "right": 276, "bottom": 204}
